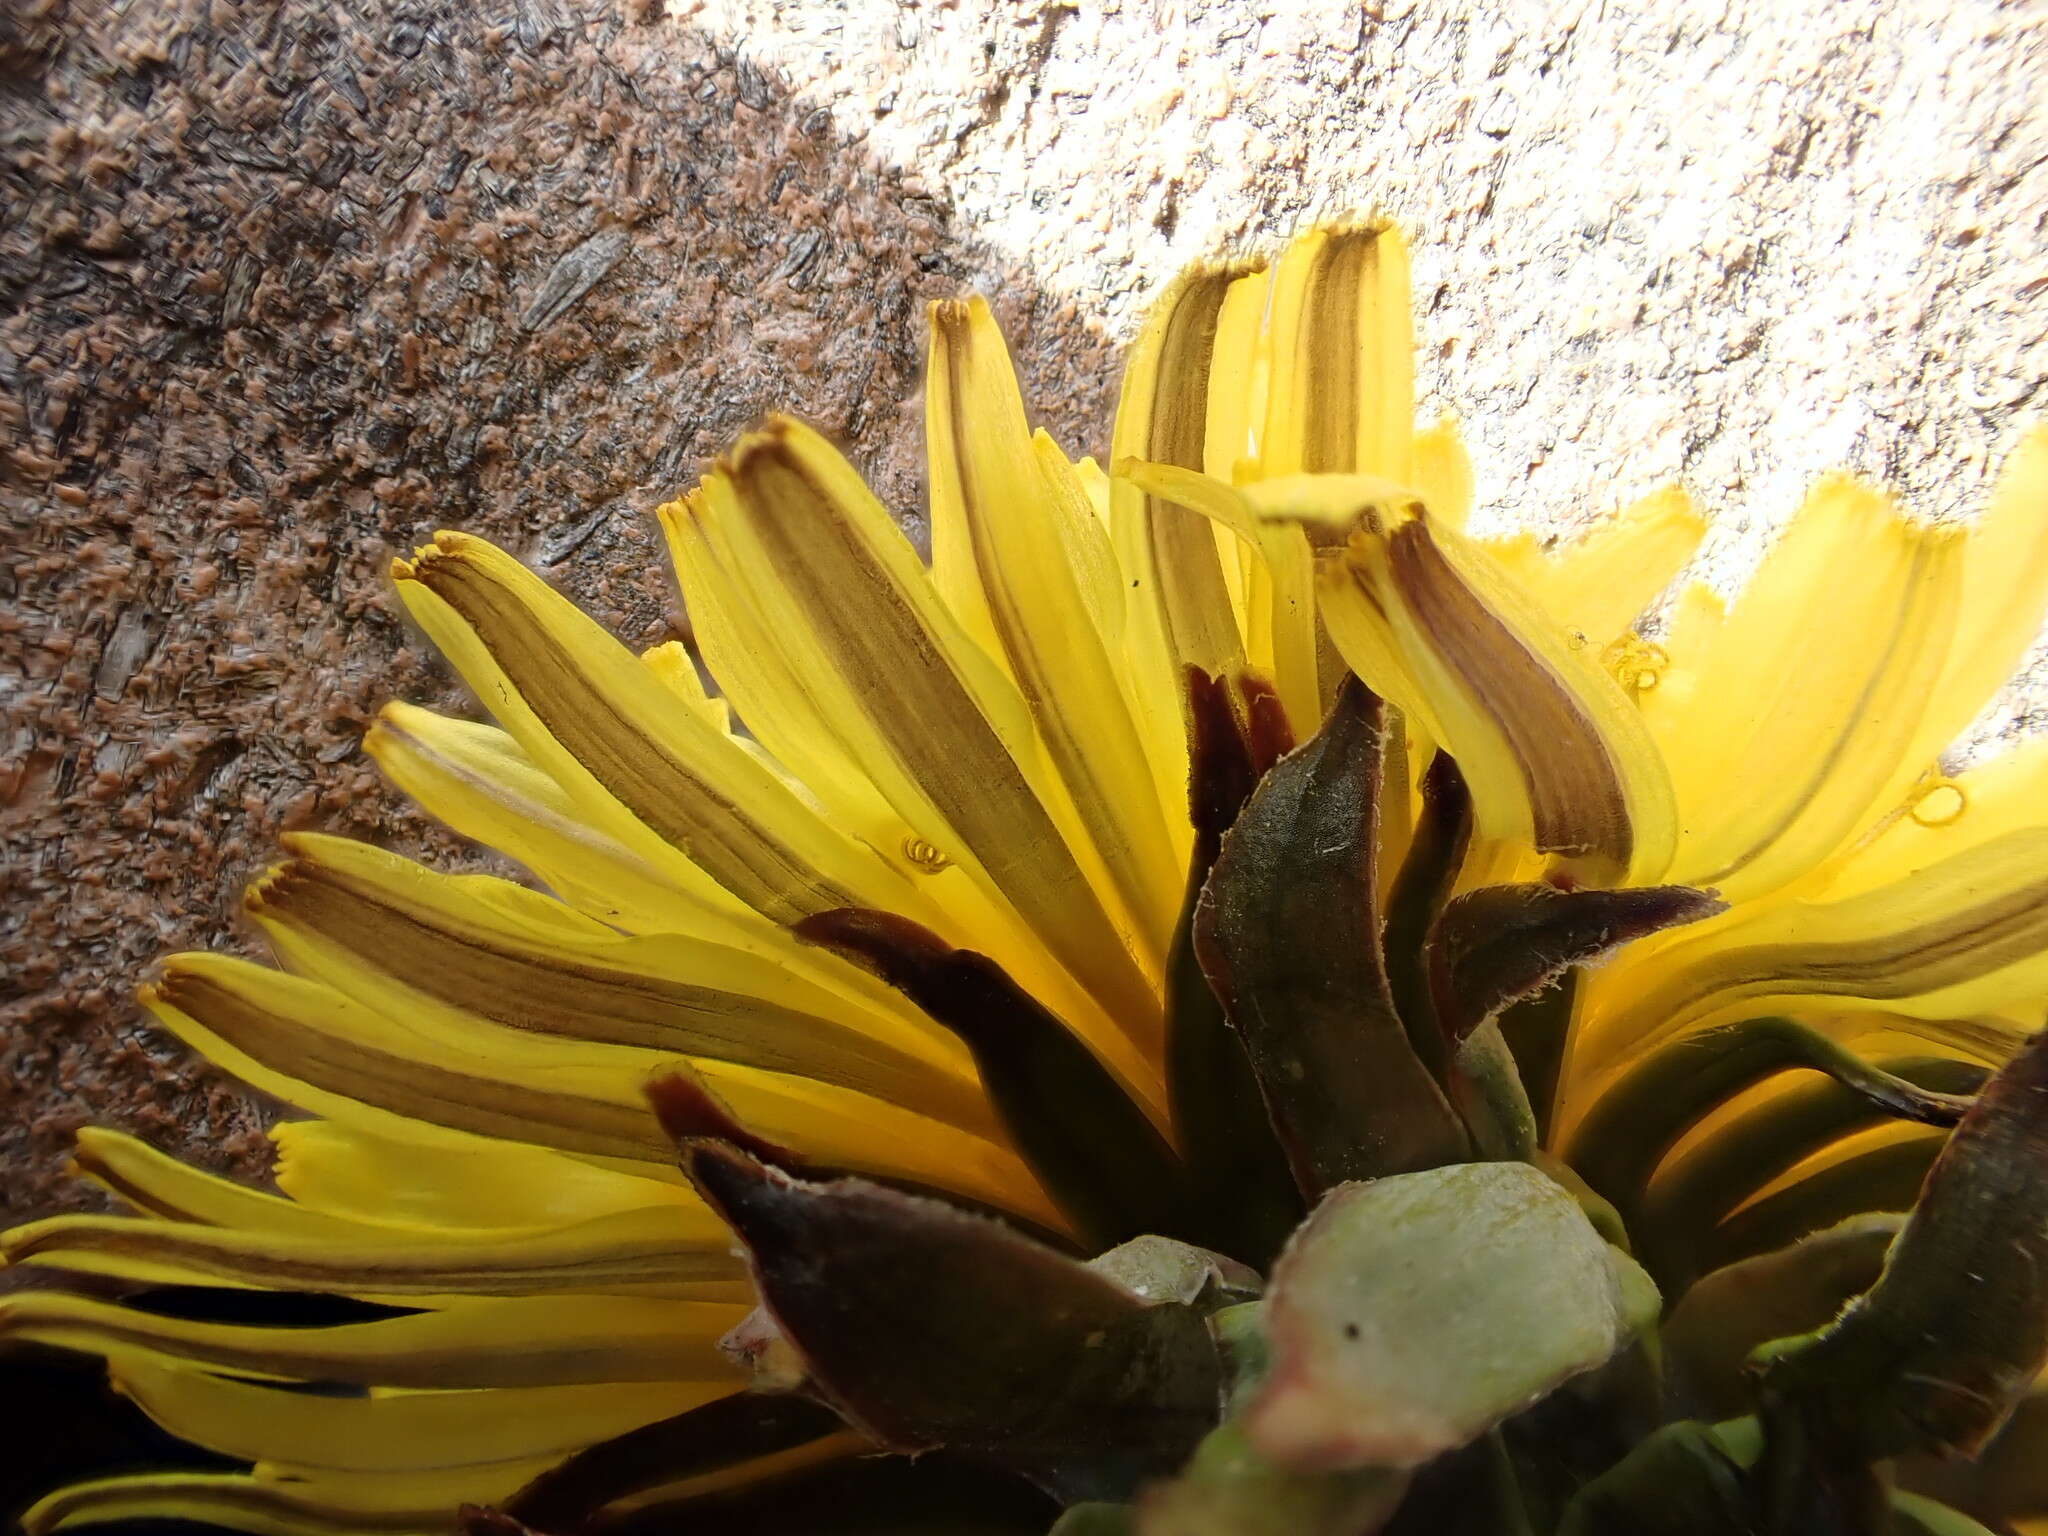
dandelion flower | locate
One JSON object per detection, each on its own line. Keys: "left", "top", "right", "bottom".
{"left": 8, "top": 224, "right": 2048, "bottom": 1536}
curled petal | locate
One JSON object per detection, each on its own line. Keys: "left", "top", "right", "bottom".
{"left": 68, "top": 1127, "right": 360, "bottom": 1236}
{"left": 1110, "top": 260, "right": 1260, "bottom": 682}
{"left": 111, "top": 1361, "right": 728, "bottom": 1475}
{"left": 364, "top": 704, "right": 756, "bottom": 942}
{"left": 21, "top": 1469, "right": 536, "bottom": 1536}
{"left": 1338, "top": 507, "right": 1679, "bottom": 882}
{"left": 395, "top": 532, "right": 923, "bottom": 926}
{"left": 926, "top": 296, "right": 1187, "bottom": 956}
{"left": 141, "top": 953, "right": 1050, "bottom": 1222}
{"left": 1174, "top": 472, "right": 1679, "bottom": 883}
{"left": 3, "top": 1204, "right": 746, "bottom": 1301}
{"left": 0, "top": 1291, "right": 742, "bottom": 1390}
{"left": 248, "top": 833, "right": 986, "bottom": 1132}
{"left": 1576, "top": 827, "right": 2048, "bottom": 1070}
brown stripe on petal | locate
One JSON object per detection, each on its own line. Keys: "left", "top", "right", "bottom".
{"left": 5, "top": 1209, "right": 745, "bottom": 1298}
{"left": 928, "top": 302, "right": 1183, "bottom": 960}
{"left": 1382, "top": 520, "right": 1635, "bottom": 868}
{"left": 0, "top": 1291, "right": 739, "bottom": 1392}
{"left": 1617, "top": 833, "right": 2048, "bottom": 1043}
{"left": 407, "top": 550, "right": 860, "bottom": 922}
{"left": 724, "top": 430, "right": 1158, "bottom": 1033}
{"left": 1753, "top": 864, "right": 2048, "bottom": 1002}
{"left": 1264, "top": 224, "right": 1414, "bottom": 486}
{"left": 153, "top": 967, "right": 676, "bottom": 1166}
{"left": 1133, "top": 269, "right": 1251, "bottom": 675}
{"left": 1297, "top": 231, "right": 1372, "bottom": 474}
{"left": 251, "top": 858, "right": 981, "bottom": 1126}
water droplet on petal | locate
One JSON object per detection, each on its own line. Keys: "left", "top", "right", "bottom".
{"left": 901, "top": 836, "right": 952, "bottom": 873}
{"left": 1909, "top": 780, "right": 1967, "bottom": 827}
{"left": 1601, "top": 635, "right": 1668, "bottom": 697}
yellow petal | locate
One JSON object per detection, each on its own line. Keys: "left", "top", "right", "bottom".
{"left": 1647, "top": 479, "right": 1965, "bottom": 903}
{"left": 1573, "top": 825, "right": 2048, "bottom": 1078}
{"left": 594, "top": 1430, "right": 863, "bottom": 1520}
{"left": 1634, "top": 581, "right": 1726, "bottom": 726}
{"left": 0, "top": 1290, "right": 741, "bottom": 1389}
{"left": 4, "top": 1205, "right": 745, "bottom": 1302}
{"left": 113, "top": 1360, "right": 723, "bottom": 1473}
{"left": 269, "top": 1121, "right": 693, "bottom": 1232}
{"left": 66, "top": 1128, "right": 356, "bottom": 1238}
{"left": 1498, "top": 485, "right": 1707, "bottom": 647}
{"left": 1112, "top": 459, "right": 1342, "bottom": 737}
{"left": 1411, "top": 416, "right": 1475, "bottom": 531}
{"left": 673, "top": 418, "right": 1161, "bottom": 1075}
{"left": 143, "top": 954, "right": 1054, "bottom": 1222}
{"left": 1206, "top": 263, "right": 1272, "bottom": 483}
{"left": 657, "top": 478, "right": 932, "bottom": 878}
{"left": 367, "top": 706, "right": 981, "bottom": 1056}
{"left": 1110, "top": 261, "right": 1258, "bottom": 682}
{"left": 640, "top": 639, "right": 731, "bottom": 732}
{"left": 925, "top": 298, "right": 1186, "bottom": 960}
{"left": 1257, "top": 222, "right": 1415, "bottom": 483}
{"left": 20, "top": 1470, "right": 525, "bottom": 1536}
{"left": 1905, "top": 425, "right": 2048, "bottom": 768}
{"left": 20, "top": 1423, "right": 857, "bottom": 1536}
{"left": 247, "top": 834, "right": 987, "bottom": 1132}
{"left": 18, "top": 1427, "right": 858, "bottom": 1536}
{"left": 1299, "top": 490, "right": 1676, "bottom": 882}
{"left": 394, "top": 531, "right": 924, "bottom": 926}
{"left": 363, "top": 703, "right": 756, "bottom": 941}
{"left": 1208, "top": 271, "right": 1267, "bottom": 651}
{"left": 1810, "top": 733, "right": 2048, "bottom": 904}
{"left": 1041, "top": 433, "right": 1200, "bottom": 822}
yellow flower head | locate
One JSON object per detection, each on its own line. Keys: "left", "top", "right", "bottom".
{"left": 7, "top": 224, "right": 2048, "bottom": 1536}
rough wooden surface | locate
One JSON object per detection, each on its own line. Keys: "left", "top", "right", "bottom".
{"left": 0, "top": 0, "right": 1114, "bottom": 1224}
{"left": 4, "top": 0, "right": 2044, "bottom": 1227}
